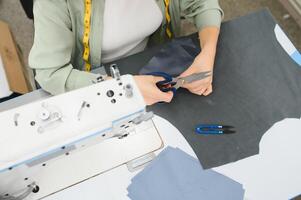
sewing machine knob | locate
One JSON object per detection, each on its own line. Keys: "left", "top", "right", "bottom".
{"left": 107, "top": 90, "right": 114, "bottom": 97}
{"left": 32, "top": 185, "right": 40, "bottom": 193}
{"left": 39, "top": 109, "right": 50, "bottom": 121}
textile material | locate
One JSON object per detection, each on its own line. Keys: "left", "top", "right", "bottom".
{"left": 139, "top": 38, "right": 199, "bottom": 76}
{"left": 127, "top": 147, "right": 244, "bottom": 200}
{"left": 106, "top": 9, "right": 301, "bottom": 168}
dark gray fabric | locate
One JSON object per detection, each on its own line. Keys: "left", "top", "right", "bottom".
{"left": 139, "top": 38, "right": 199, "bottom": 76}
{"left": 105, "top": 9, "right": 301, "bottom": 169}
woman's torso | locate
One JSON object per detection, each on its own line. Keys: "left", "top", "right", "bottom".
{"left": 101, "top": 0, "right": 163, "bottom": 63}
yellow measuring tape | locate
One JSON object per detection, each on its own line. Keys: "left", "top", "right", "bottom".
{"left": 83, "top": 0, "right": 92, "bottom": 71}
{"left": 164, "top": 0, "right": 172, "bottom": 38}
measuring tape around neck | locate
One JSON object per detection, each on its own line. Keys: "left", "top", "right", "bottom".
{"left": 82, "top": 0, "right": 171, "bottom": 71}
{"left": 164, "top": 0, "right": 172, "bottom": 38}
{"left": 83, "top": 0, "right": 92, "bottom": 71}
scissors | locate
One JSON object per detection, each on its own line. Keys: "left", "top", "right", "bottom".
{"left": 147, "top": 71, "right": 212, "bottom": 94}
{"left": 195, "top": 124, "right": 236, "bottom": 135}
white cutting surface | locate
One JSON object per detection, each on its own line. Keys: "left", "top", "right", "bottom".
{"left": 274, "top": 24, "right": 297, "bottom": 56}
{"left": 0, "top": 55, "right": 12, "bottom": 98}
{"left": 214, "top": 118, "right": 301, "bottom": 200}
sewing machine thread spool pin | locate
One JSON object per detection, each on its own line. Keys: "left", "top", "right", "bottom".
{"left": 110, "top": 64, "right": 121, "bottom": 81}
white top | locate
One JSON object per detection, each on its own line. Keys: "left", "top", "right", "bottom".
{"left": 101, "top": 0, "right": 163, "bottom": 63}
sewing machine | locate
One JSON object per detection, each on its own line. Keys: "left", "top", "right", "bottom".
{"left": 0, "top": 66, "right": 163, "bottom": 200}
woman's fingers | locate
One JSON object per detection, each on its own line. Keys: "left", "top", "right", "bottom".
{"left": 183, "top": 81, "right": 201, "bottom": 91}
{"left": 188, "top": 84, "right": 213, "bottom": 96}
{"left": 192, "top": 88, "right": 206, "bottom": 95}
{"left": 154, "top": 90, "right": 173, "bottom": 102}
{"left": 182, "top": 77, "right": 212, "bottom": 90}
{"left": 145, "top": 91, "right": 173, "bottom": 105}
{"left": 188, "top": 83, "right": 206, "bottom": 93}
{"left": 203, "top": 85, "right": 213, "bottom": 96}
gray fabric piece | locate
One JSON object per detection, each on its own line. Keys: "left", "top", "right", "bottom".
{"left": 127, "top": 147, "right": 244, "bottom": 200}
{"left": 106, "top": 9, "right": 301, "bottom": 169}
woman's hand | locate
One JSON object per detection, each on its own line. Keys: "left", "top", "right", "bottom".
{"left": 134, "top": 75, "right": 173, "bottom": 105}
{"left": 179, "top": 51, "right": 214, "bottom": 96}
{"left": 180, "top": 26, "right": 220, "bottom": 96}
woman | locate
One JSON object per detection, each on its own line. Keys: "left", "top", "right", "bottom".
{"left": 29, "top": 0, "right": 223, "bottom": 105}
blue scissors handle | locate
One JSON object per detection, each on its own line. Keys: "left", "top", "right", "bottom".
{"left": 147, "top": 71, "right": 172, "bottom": 81}
{"left": 195, "top": 124, "right": 236, "bottom": 135}
{"left": 147, "top": 72, "right": 177, "bottom": 94}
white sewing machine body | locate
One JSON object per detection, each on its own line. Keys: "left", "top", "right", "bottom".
{"left": 0, "top": 74, "right": 163, "bottom": 200}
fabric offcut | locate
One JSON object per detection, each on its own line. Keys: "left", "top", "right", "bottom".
{"left": 139, "top": 38, "right": 199, "bottom": 76}
{"left": 127, "top": 147, "right": 244, "bottom": 200}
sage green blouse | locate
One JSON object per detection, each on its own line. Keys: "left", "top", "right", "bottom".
{"left": 29, "top": 0, "right": 223, "bottom": 95}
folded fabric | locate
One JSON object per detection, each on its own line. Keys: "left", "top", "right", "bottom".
{"left": 139, "top": 38, "right": 200, "bottom": 76}
{"left": 127, "top": 147, "right": 244, "bottom": 200}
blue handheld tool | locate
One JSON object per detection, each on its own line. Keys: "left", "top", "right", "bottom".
{"left": 195, "top": 124, "right": 236, "bottom": 135}
{"left": 147, "top": 71, "right": 211, "bottom": 94}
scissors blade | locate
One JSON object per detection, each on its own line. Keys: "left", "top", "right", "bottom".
{"left": 173, "top": 70, "right": 212, "bottom": 89}
{"left": 183, "top": 71, "right": 212, "bottom": 84}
